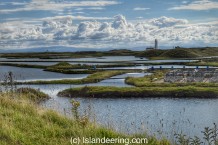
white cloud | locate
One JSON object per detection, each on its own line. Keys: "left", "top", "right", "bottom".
{"left": 148, "top": 16, "right": 188, "bottom": 28}
{"left": 0, "top": 1, "right": 120, "bottom": 14}
{"left": 169, "top": 0, "right": 218, "bottom": 10}
{"left": 0, "top": 15, "right": 217, "bottom": 49}
{"left": 133, "top": 7, "right": 150, "bottom": 11}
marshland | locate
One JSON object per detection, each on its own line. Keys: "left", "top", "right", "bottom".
{"left": 0, "top": 48, "right": 218, "bottom": 144}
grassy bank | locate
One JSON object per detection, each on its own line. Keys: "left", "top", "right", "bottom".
{"left": 58, "top": 86, "right": 218, "bottom": 98}
{"left": 0, "top": 93, "right": 170, "bottom": 145}
{"left": 187, "top": 57, "right": 218, "bottom": 67}
{"left": 125, "top": 69, "right": 218, "bottom": 87}
{"left": 125, "top": 70, "right": 167, "bottom": 87}
{"left": 20, "top": 70, "right": 134, "bottom": 84}
{"left": 45, "top": 62, "right": 138, "bottom": 74}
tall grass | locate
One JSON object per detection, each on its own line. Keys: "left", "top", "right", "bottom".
{"left": 0, "top": 93, "right": 172, "bottom": 145}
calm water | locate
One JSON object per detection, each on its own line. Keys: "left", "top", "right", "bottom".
{"left": 17, "top": 75, "right": 218, "bottom": 140}
{"left": 1, "top": 58, "right": 218, "bottom": 140}
{"left": 0, "top": 66, "right": 88, "bottom": 81}
{"left": 20, "top": 82, "right": 218, "bottom": 140}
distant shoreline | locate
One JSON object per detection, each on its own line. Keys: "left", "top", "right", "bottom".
{"left": 1, "top": 47, "right": 218, "bottom": 60}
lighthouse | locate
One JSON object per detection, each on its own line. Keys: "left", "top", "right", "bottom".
{"left": 154, "top": 39, "right": 158, "bottom": 49}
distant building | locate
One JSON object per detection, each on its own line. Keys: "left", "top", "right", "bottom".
{"left": 146, "top": 47, "right": 154, "bottom": 50}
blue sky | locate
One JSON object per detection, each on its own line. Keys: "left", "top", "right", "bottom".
{"left": 0, "top": 0, "right": 218, "bottom": 51}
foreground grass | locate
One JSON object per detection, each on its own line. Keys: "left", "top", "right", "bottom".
{"left": 0, "top": 93, "right": 170, "bottom": 145}
{"left": 20, "top": 70, "right": 134, "bottom": 84}
{"left": 58, "top": 86, "right": 218, "bottom": 98}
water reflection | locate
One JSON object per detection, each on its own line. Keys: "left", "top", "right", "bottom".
{"left": 0, "top": 66, "right": 88, "bottom": 81}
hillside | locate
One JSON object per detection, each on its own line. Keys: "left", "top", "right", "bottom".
{"left": 0, "top": 47, "right": 217, "bottom": 60}
{"left": 140, "top": 47, "right": 218, "bottom": 59}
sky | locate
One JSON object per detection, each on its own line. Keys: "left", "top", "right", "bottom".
{"left": 0, "top": 0, "right": 218, "bottom": 51}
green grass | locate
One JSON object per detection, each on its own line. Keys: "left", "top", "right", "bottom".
{"left": 58, "top": 86, "right": 218, "bottom": 98}
{"left": 0, "top": 93, "right": 170, "bottom": 145}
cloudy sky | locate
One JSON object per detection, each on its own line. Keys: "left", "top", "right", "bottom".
{"left": 0, "top": 0, "right": 218, "bottom": 51}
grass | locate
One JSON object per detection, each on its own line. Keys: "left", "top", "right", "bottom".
{"left": 20, "top": 70, "right": 134, "bottom": 84}
{"left": 45, "top": 62, "right": 138, "bottom": 74}
{"left": 58, "top": 86, "right": 218, "bottom": 98}
{"left": 125, "top": 69, "right": 218, "bottom": 87}
{"left": 125, "top": 70, "right": 167, "bottom": 87}
{"left": 16, "top": 87, "right": 50, "bottom": 102}
{"left": 0, "top": 93, "right": 170, "bottom": 145}
{"left": 187, "top": 57, "right": 218, "bottom": 67}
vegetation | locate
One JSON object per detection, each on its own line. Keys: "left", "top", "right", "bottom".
{"left": 16, "top": 87, "right": 50, "bottom": 102}
{"left": 174, "top": 123, "right": 218, "bottom": 145}
{"left": 125, "top": 69, "right": 218, "bottom": 87}
{"left": 0, "top": 93, "right": 170, "bottom": 145}
{"left": 125, "top": 70, "right": 167, "bottom": 86}
{"left": 139, "top": 47, "right": 218, "bottom": 59}
{"left": 1, "top": 90, "right": 216, "bottom": 145}
{"left": 45, "top": 62, "right": 138, "bottom": 74}
{"left": 187, "top": 57, "right": 218, "bottom": 67}
{"left": 0, "top": 49, "right": 138, "bottom": 59}
{"left": 58, "top": 86, "right": 218, "bottom": 98}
